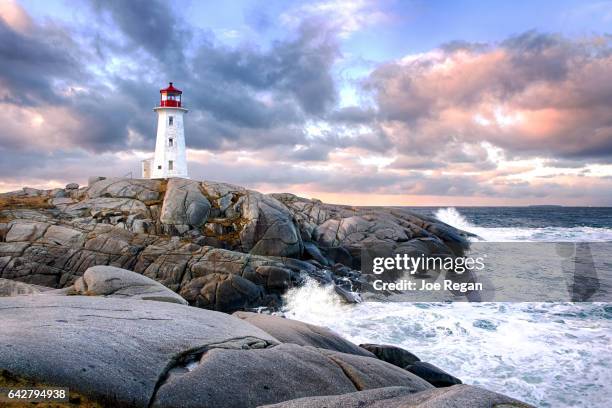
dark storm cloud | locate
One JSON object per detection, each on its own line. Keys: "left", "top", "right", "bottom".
{"left": 89, "top": 0, "right": 189, "bottom": 65}
{"left": 188, "top": 18, "right": 339, "bottom": 126}
{"left": 0, "top": 19, "right": 85, "bottom": 105}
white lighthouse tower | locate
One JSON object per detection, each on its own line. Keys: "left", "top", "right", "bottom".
{"left": 142, "top": 82, "right": 189, "bottom": 179}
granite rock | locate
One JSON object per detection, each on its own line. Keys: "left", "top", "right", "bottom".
{"left": 234, "top": 312, "right": 375, "bottom": 357}
{"left": 405, "top": 361, "right": 463, "bottom": 388}
{"left": 69, "top": 265, "right": 187, "bottom": 304}
{"left": 161, "top": 178, "right": 211, "bottom": 228}
{"left": 0, "top": 295, "right": 278, "bottom": 407}
{"left": 359, "top": 343, "right": 421, "bottom": 368}
{"left": 151, "top": 343, "right": 432, "bottom": 408}
{"left": 261, "top": 384, "right": 533, "bottom": 408}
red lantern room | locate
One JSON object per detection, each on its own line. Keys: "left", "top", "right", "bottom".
{"left": 159, "top": 82, "right": 182, "bottom": 107}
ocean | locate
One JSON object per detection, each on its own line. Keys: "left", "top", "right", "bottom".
{"left": 282, "top": 207, "right": 612, "bottom": 408}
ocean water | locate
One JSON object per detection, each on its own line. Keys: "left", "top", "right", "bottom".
{"left": 283, "top": 207, "right": 612, "bottom": 408}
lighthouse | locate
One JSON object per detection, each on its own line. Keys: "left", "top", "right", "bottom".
{"left": 142, "top": 82, "right": 189, "bottom": 179}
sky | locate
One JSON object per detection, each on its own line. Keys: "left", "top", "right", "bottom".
{"left": 1, "top": 0, "right": 612, "bottom": 206}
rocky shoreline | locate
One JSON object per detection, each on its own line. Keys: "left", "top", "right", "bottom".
{"left": 0, "top": 177, "right": 532, "bottom": 407}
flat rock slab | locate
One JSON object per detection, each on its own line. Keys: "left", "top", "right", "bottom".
{"left": 71, "top": 265, "right": 187, "bottom": 305}
{"left": 86, "top": 178, "right": 162, "bottom": 202}
{"left": 0, "top": 296, "right": 278, "bottom": 407}
{"left": 0, "top": 278, "right": 51, "bottom": 296}
{"left": 261, "top": 384, "right": 534, "bottom": 408}
{"left": 234, "top": 312, "right": 375, "bottom": 357}
{"left": 152, "top": 343, "right": 432, "bottom": 408}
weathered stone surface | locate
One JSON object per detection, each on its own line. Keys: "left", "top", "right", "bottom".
{"left": 22, "top": 187, "right": 43, "bottom": 196}
{"left": 359, "top": 343, "right": 421, "bottom": 368}
{"left": 201, "top": 180, "right": 245, "bottom": 213}
{"left": 50, "top": 197, "right": 75, "bottom": 209}
{"left": 180, "top": 273, "right": 264, "bottom": 312}
{"left": 405, "top": 361, "right": 462, "bottom": 388}
{"left": 0, "top": 242, "right": 30, "bottom": 257}
{"left": 303, "top": 241, "right": 330, "bottom": 266}
{"left": 152, "top": 343, "right": 432, "bottom": 408}
{"left": 261, "top": 384, "right": 533, "bottom": 408}
{"left": 161, "top": 178, "right": 211, "bottom": 227}
{"left": 253, "top": 266, "right": 293, "bottom": 292}
{"left": 64, "top": 197, "right": 149, "bottom": 218}
{"left": 0, "top": 296, "right": 278, "bottom": 408}
{"left": 70, "top": 265, "right": 187, "bottom": 304}
{"left": 41, "top": 225, "right": 85, "bottom": 246}
{"left": 234, "top": 312, "right": 375, "bottom": 357}
{"left": 228, "top": 190, "right": 303, "bottom": 257}
{"left": 87, "top": 177, "right": 162, "bottom": 202}
{"left": 260, "top": 386, "right": 416, "bottom": 408}
{"left": 5, "top": 220, "right": 49, "bottom": 242}
{"left": 274, "top": 194, "right": 470, "bottom": 259}
{"left": 152, "top": 343, "right": 357, "bottom": 408}
{"left": 0, "top": 278, "right": 51, "bottom": 296}
{"left": 313, "top": 347, "right": 432, "bottom": 392}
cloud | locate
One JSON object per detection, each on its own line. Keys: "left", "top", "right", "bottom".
{"left": 0, "top": 0, "right": 32, "bottom": 33}
{"left": 280, "top": 0, "right": 392, "bottom": 38}
{"left": 0, "top": 1, "right": 611, "bottom": 205}
{"left": 0, "top": 1, "right": 343, "bottom": 156}
{"left": 89, "top": 0, "right": 189, "bottom": 65}
{"left": 366, "top": 31, "right": 612, "bottom": 161}
{"left": 0, "top": 18, "right": 86, "bottom": 105}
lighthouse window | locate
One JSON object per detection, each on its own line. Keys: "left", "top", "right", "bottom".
{"left": 168, "top": 138, "right": 173, "bottom": 146}
{"left": 168, "top": 160, "right": 174, "bottom": 170}
{"left": 169, "top": 116, "right": 174, "bottom": 126}
{"left": 157, "top": 165, "right": 162, "bottom": 170}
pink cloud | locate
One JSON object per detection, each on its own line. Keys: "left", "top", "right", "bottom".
{"left": 367, "top": 33, "right": 612, "bottom": 160}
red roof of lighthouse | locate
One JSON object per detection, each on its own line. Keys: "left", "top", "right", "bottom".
{"left": 160, "top": 82, "right": 182, "bottom": 94}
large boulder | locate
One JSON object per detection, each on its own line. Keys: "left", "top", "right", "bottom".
{"left": 234, "top": 312, "right": 375, "bottom": 357}
{"left": 229, "top": 190, "right": 303, "bottom": 257}
{"left": 359, "top": 343, "right": 421, "bottom": 368}
{"left": 180, "top": 273, "right": 264, "bottom": 312}
{"left": 160, "top": 178, "right": 211, "bottom": 229}
{"left": 404, "top": 361, "right": 462, "bottom": 388}
{"left": 68, "top": 265, "right": 187, "bottom": 304}
{"left": 0, "top": 296, "right": 278, "bottom": 408}
{"left": 151, "top": 343, "right": 432, "bottom": 408}
{"left": 261, "top": 384, "right": 533, "bottom": 408}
